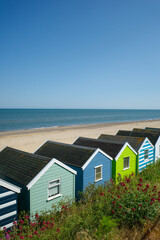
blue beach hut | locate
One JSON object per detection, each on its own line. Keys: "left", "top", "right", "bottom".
{"left": 34, "top": 140, "right": 113, "bottom": 198}
{"left": 73, "top": 137, "right": 137, "bottom": 181}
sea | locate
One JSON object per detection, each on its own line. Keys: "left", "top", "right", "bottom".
{"left": 0, "top": 109, "right": 160, "bottom": 132}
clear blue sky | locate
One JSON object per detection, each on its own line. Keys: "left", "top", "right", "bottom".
{"left": 0, "top": 0, "right": 160, "bottom": 109}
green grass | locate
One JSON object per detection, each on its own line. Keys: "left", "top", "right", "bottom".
{"left": 1, "top": 160, "right": 160, "bottom": 240}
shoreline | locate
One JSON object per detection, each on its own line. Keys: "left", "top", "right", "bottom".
{"left": 0, "top": 119, "right": 160, "bottom": 153}
{"left": 0, "top": 118, "right": 160, "bottom": 137}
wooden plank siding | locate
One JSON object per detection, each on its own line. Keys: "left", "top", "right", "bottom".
{"left": 67, "top": 165, "right": 83, "bottom": 199}
{"left": 115, "top": 145, "right": 136, "bottom": 181}
{"left": 155, "top": 137, "right": 160, "bottom": 161}
{"left": 0, "top": 176, "right": 29, "bottom": 214}
{"left": 18, "top": 185, "right": 30, "bottom": 214}
{"left": 83, "top": 152, "right": 112, "bottom": 188}
{"left": 0, "top": 187, "right": 18, "bottom": 230}
{"left": 30, "top": 163, "right": 75, "bottom": 215}
{"left": 68, "top": 152, "right": 112, "bottom": 198}
{"left": 138, "top": 139, "right": 154, "bottom": 172}
{"left": 67, "top": 152, "right": 112, "bottom": 198}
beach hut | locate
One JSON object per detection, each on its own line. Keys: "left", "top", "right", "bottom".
{"left": 34, "top": 141, "right": 113, "bottom": 198}
{"left": 0, "top": 147, "right": 76, "bottom": 215}
{"left": 98, "top": 134, "right": 154, "bottom": 173}
{"left": 73, "top": 137, "right": 137, "bottom": 182}
{"left": 0, "top": 179, "right": 21, "bottom": 230}
{"left": 117, "top": 130, "right": 160, "bottom": 162}
{"left": 133, "top": 128, "right": 160, "bottom": 161}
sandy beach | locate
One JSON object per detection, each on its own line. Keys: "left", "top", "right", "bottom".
{"left": 0, "top": 119, "right": 160, "bottom": 153}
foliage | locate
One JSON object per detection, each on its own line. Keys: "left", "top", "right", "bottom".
{"left": 139, "top": 159, "right": 160, "bottom": 184}
{"left": 1, "top": 160, "right": 160, "bottom": 239}
{"left": 96, "top": 216, "right": 118, "bottom": 239}
{"left": 0, "top": 229, "right": 4, "bottom": 238}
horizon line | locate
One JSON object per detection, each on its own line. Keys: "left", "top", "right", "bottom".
{"left": 0, "top": 108, "right": 160, "bottom": 110}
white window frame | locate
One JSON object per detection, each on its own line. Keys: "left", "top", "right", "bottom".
{"left": 47, "top": 178, "right": 62, "bottom": 201}
{"left": 95, "top": 165, "right": 103, "bottom": 182}
{"left": 144, "top": 149, "right": 149, "bottom": 161}
{"left": 123, "top": 157, "right": 130, "bottom": 170}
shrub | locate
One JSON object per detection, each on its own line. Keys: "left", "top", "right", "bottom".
{"left": 107, "top": 176, "right": 160, "bottom": 226}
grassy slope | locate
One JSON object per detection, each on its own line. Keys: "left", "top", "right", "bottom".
{"left": 1, "top": 160, "right": 160, "bottom": 240}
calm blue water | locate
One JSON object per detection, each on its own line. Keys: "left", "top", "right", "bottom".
{"left": 0, "top": 109, "right": 160, "bottom": 132}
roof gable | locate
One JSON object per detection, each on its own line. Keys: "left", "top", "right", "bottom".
{"left": 139, "top": 137, "right": 154, "bottom": 152}
{"left": 114, "top": 142, "right": 137, "bottom": 160}
{"left": 26, "top": 158, "right": 77, "bottom": 190}
{"left": 82, "top": 148, "right": 113, "bottom": 170}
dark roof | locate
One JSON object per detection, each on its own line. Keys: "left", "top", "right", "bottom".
{"left": 133, "top": 128, "right": 160, "bottom": 134}
{"left": 73, "top": 137, "right": 124, "bottom": 158}
{"left": 0, "top": 147, "right": 52, "bottom": 186}
{"left": 98, "top": 134, "right": 145, "bottom": 152}
{"left": 35, "top": 141, "right": 96, "bottom": 168}
{"left": 134, "top": 128, "right": 160, "bottom": 135}
{"left": 116, "top": 130, "right": 158, "bottom": 145}
{"left": 145, "top": 127, "right": 160, "bottom": 132}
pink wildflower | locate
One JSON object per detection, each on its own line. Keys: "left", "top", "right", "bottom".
{"left": 5, "top": 234, "right": 11, "bottom": 240}
{"left": 35, "top": 214, "right": 39, "bottom": 218}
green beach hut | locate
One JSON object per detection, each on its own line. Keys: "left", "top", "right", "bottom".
{"left": 117, "top": 129, "right": 160, "bottom": 162}
{"left": 98, "top": 134, "right": 154, "bottom": 173}
{"left": 73, "top": 137, "right": 137, "bottom": 181}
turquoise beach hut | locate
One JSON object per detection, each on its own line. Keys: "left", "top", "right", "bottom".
{"left": 0, "top": 147, "right": 76, "bottom": 215}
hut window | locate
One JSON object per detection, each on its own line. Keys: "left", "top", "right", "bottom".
{"left": 95, "top": 165, "right": 102, "bottom": 182}
{"left": 144, "top": 149, "right": 149, "bottom": 161}
{"left": 123, "top": 157, "right": 130, "bottom": 170}
{"left": 48, "top": 179, "right": 61, "bottom": 200}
